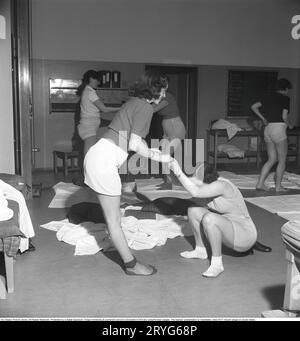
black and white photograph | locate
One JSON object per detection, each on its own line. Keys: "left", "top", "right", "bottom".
{"left": 0, "top": 0, "right": 300, "bottom": 324}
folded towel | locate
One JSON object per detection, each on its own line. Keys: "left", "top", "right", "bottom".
{"left": 217, "top": 144, "right": 245, "bottom": 158}
{"left": 212, "top": 119, "right": 243, "bottom": 140}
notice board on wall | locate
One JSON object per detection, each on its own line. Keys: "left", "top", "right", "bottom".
{"left": 227, "top": 70, "right": 278, "bottom": 117}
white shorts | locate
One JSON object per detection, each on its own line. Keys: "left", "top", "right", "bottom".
{"left": 264, "top": 123, "right": 287, "bottom": 143}
{"left": 78, "top": 117, "right": 100, "bottom": 140}
{"left": 84, "top": 138, "right": 128, "bottom": 196}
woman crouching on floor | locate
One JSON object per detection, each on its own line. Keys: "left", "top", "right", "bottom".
{"left": 168, "top": 161, "right": 257, "bottom": 278}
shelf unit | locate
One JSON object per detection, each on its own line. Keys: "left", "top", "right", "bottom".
{"left": 206, "top": 128, "right": 262, "bottom": 169}
{"left": 206, "top": 127, "right": 300, "bottom": 169}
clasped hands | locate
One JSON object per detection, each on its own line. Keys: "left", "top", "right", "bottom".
{"left": 149, "top": 149, "right": 184, "bottom": 176}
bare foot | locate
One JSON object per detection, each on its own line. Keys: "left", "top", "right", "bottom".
{"left": 275, "top": 187, "right": 289, "bottom": 193}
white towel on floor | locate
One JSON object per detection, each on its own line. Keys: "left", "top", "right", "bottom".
{"left": 41, "top": 215, "right": 192, "bottom": 255}
{"left": 219, "top": 171, "right": 300, "bottom": 190}
{"left": 245, "top": 195, "right": 300, "bottom": 222}
{"left": 0, "top": 179, "right": 35, "bottom": 252}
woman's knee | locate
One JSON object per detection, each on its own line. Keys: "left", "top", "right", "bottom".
{"left": 188, "top": 207, "right": 206, "bottom": 221}
{"left": 202, "top": 212, "right": 216, "bottom": 229}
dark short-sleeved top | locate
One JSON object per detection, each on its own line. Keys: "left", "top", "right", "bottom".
{"left": 104, "top": 97, "right": 154, "bottom": 151}
{"left": 260, "top": 92, "right": 290, "bottom": 123}
{"left": 155, "top": 93, "right": 180, "bottom": 119}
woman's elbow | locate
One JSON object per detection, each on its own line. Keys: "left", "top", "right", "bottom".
{"left": 187, "top": 188, "right": 200, "bottom": 198}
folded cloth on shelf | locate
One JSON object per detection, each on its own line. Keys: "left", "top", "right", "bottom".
{"left": 217, "top": 144, "right": 245, "bottom": 158}
{"left": 211, "top": 118, "right": 243, "bottom": 140}
{"left": 0, "top": 180, "right": 35, "bottom": 253}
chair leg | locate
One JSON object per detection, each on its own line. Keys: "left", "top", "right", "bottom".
{"left": 4, "top": 254, "right": 14, "bottom": 293}
{"left": 53, "top": 152, "right": 58, "bottom": 174}
{"left": 63, "top": 154, "right": 68, "bottom": 177}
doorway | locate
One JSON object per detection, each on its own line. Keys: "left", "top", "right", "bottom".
{"left": 145, "top": 64, "right": 198, "bottom": 141}
{"left": 144, "top": 65, "right": 198, "bottom": 171}
{"left": 10, "top": 0, "right": 35, "bottom": 198}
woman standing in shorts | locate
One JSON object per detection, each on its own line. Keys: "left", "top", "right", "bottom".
{"left": 77, "top": 70, "right": 119, "bottom": 156}
{"left": 251, "top": 78, "right": 293, "bottom": 192}
{"left": 84, "top": 69, "right": 171, "bottom": 276}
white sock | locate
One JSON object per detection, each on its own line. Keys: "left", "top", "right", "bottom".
{"left": 202, "top": 256, "right": 224, "bottom": 278}
{"left": 180, "top": 246, "right": 208, "bottom": 259}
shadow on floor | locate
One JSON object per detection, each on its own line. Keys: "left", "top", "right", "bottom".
{"left": 261, "top": 284, "right": 285, "bottom": 310}
{"left": 102, "top": 250, "right": 124, "bottom": 270}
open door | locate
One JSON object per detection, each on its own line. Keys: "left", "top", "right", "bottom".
{"left": 11, "top": 0, "right": 34, "bottom": 198}
{"left": 145, "top": 65, "right": 198, "bottom": 169}
{"left": 145, "top": 65, "right": 198, "bottom": 141}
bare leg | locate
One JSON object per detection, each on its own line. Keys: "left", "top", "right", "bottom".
{"left": 256, "top": 141, "right": 277, "bottom": 190}
{"left": 180, "top": 207, "right": 210, "bottom": 259}
{"left": 201, "top": 212, "right": 235, "bottom": 277}
{"left": 97, "top": 194, "right": 155, "bottom": 275}
{"left": 161, "top": 137, "right": 182, "bottom": 185}
{"left": 274, "top": 139, "right": 288, "bottom": 192}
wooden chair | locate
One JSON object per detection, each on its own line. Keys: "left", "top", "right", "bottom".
{"left": 53, "top": 150, "right": 81, "bottom": 176}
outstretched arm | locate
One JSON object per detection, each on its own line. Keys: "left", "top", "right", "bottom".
{"left": 129, "top": 133, "right": 172, "bottom": 163}
{"left": 93, "top": 99, "right": 120, "bottom": 113}
{"left": 168, "top": 159, "right": 226, "bottom": 198}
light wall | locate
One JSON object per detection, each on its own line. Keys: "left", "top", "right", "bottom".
{"left": 31, "top": 0, "right": 300, "bottom": 68}
{"left": 32, "top": 59, "right": 143, "bottom": 169}
{"left": 0, "top": 0, "right": 14, "bottom": 173}
{"left": 29, "top": 0, "right": 300, "bottom": 168}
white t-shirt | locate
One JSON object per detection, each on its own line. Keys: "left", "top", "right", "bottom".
{"left": 80, "top": 85, "right": 100, "bottom": 119}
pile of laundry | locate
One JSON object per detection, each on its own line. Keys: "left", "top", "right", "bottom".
{"left": 41, "top": 214, "right": 192, "bottom": 256}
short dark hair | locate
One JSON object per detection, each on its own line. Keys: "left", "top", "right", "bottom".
{"left": 276, "top": 78, "right": 292, "bottom": 91}
{"left": 133, "top": 69, "right": 168, "bottom": 100}
{"left": 203, "top": 162, "right": 219, "bottom": 184}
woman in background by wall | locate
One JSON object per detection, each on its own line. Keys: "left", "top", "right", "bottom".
{"left": 251, "top": 78, "right": 293, "bottom": 192}
{"left": 77, "top": 70, "right": 119, "bottom": 156}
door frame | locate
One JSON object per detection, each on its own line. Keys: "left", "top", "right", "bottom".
{"left": 145, "top": 64, "right": 198, "bottom": 140}
{"left": 11, "top": 0, "right": 33, "bottom": 198}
